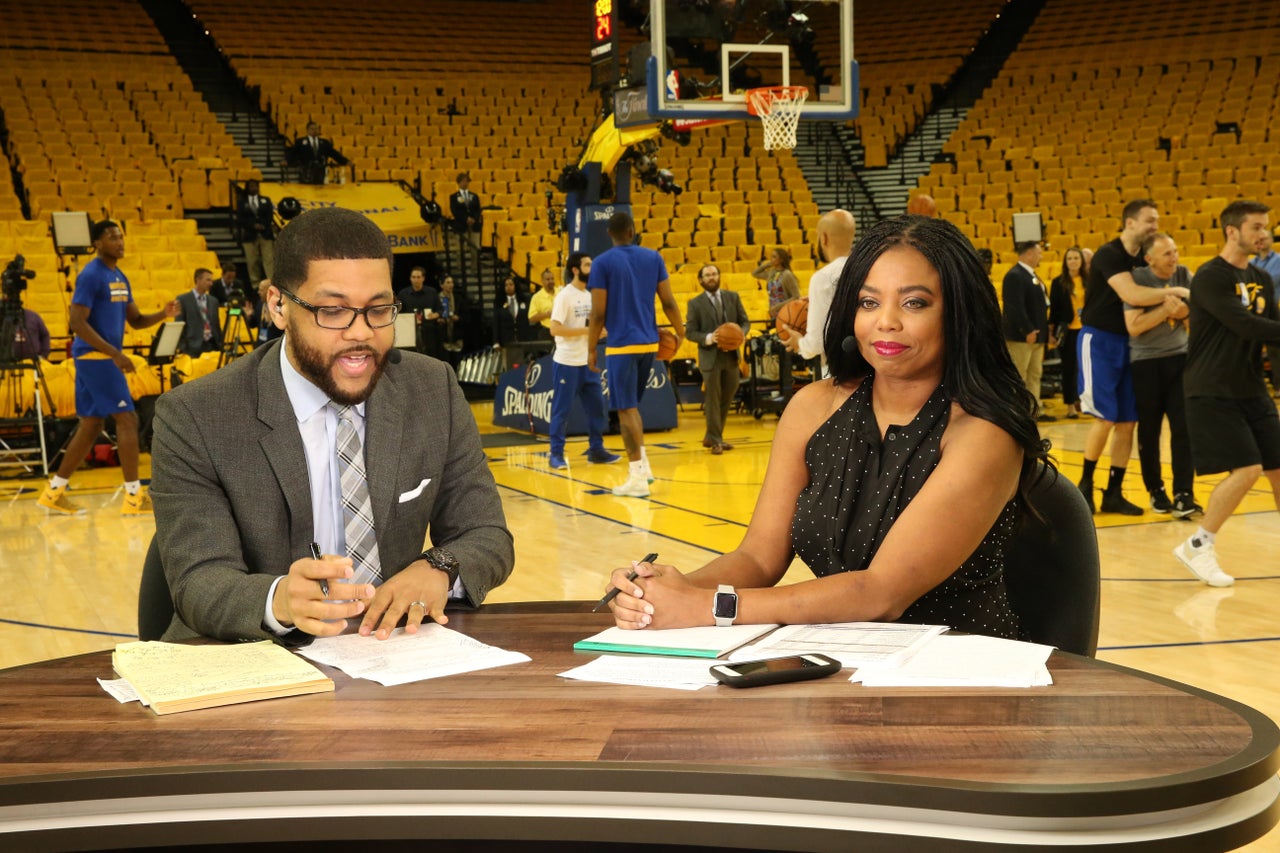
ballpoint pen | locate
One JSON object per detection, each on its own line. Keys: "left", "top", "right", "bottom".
{"left": 310, "top": 543, "right": 329, "bottom": 598}
{"left": 592, "top": 553, "right": 658, "bottom": 612}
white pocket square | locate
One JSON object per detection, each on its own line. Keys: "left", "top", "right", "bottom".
{"left": 398, "top": 478, "right": 431, "bottom": 503}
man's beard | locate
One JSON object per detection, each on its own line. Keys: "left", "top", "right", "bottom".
{"left": 286, "top": 325, "right": 386, "bottom": 406}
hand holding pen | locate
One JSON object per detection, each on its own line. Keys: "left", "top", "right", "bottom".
{"left": 593, "top": 553, "right": 659, "bottom": 612}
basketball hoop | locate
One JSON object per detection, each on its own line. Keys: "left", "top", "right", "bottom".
{"left": 746, "top": 86, "right": 809, "bottom": 151}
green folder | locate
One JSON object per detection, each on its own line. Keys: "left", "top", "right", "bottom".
{"left": 574, "top": 624, "right": 778, "bottom": 659}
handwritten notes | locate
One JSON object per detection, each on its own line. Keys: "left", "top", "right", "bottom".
{"left": 111, "top": 641, "right": 333, "bottom": 715}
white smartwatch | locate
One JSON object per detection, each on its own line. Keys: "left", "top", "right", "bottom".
{"left": 712, "top": 584, "right": 738, "bottom": 627}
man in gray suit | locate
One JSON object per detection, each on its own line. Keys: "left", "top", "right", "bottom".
{"left": 175, "top": 268, "right": 223, "bottom": 356}
{"left": 152, "top": 207, "right": 514, "bottom": 643}
{"left": 685, "top": 264, "right": 750, "bottom": 454}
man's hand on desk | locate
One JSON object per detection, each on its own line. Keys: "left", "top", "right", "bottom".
{"left": 358, "top": 560, "right": 451, "bottom": 640}
{"left": 608, "top": 561, "right": 709, "bottom": 630}
{"left": 272, "top": 553, "right": 373, "bottom": 637}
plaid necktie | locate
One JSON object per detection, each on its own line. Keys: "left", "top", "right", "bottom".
{"left": 331, "top": 404, "right": 382, "bottom": 586}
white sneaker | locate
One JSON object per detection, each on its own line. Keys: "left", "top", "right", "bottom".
{"left": 611, "top": 474, "right": 651, "bottom": 498}
{"left": 1173, "top": 540, "right": 1235, "bottom": 587}
{"left": 642, "top": 460, "right": 655, "bottom": 484}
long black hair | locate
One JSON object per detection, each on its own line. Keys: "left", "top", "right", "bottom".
{"left": 823, "top": 214, "right": 1051, "bottom": 499}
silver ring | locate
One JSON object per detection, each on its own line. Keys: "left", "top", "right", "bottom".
{"left": 408, "top": 600, "right": 428, "bottom": 609}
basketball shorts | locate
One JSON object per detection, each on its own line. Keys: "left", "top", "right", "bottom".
{"left": 605, "top": 351, "right": 654, "bottom": 411}
{"left": 1077, "top": 327, "right": 1137, "bottom": 423}
{"left": 1185, "top": 394, "right": 1280, "bottom": 475}
{"left": 75, "top": 358, "right": 135, "bottom": 418}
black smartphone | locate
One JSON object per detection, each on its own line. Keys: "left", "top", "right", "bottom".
{"left": 710, "top": 653, "right": 842, "bottom": 688}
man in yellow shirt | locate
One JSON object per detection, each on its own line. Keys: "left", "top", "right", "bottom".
{"left": 526, "top": 268, "right": 559, "bottom": 343}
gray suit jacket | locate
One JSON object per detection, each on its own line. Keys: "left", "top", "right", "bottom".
{"left": 175, "top": 290, "right": 223, "bottom": 356}
{"left": 151, "top": 340, "right": 514, "bottom": 641}
{"left": 684, "top": 289, "right": 750, "bottom": 372}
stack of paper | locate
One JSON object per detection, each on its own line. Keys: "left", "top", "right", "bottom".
{"left": 558, "top": 655, "right": 720, "bottom": 691}
{"left": 728, "top": 622, "right": 946, "bottom": 668}
{"left": 111, "top": 640, "right": 334, "bottom": 715}
{"left": 297, "top": 623, "right": 530, "bottom": 686}
{"left": 849, "top": 634, "right": 1054, "bottom": 687}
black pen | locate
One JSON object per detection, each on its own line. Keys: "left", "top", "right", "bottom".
{"left": 310, "top": 543, "right": 329, "bottom": 598}
{"left": 593, "top": 553, "right": 658, "bottom": 612}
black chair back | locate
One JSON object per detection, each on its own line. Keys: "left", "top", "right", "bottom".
{"left": 137, "top": 536, "right": 175, "bottom": 641}
{"left": 1004, "top": 467, "right": 1101, "bottom": 656}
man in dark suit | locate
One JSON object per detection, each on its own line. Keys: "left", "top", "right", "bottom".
{"left": 175, "top": 267, "right": 223, "bottom": 356}
{"left": 684, "top": 263, "right": 750, "bottom": 453}
{"left": 237, "top": 180, "right": 275, "bottom": 287}
{"left": 492, "top": 276, "right": 529, "bottom": 367}
{"left": 1002, "top": 240, "right": 1054, "bottom": 421}
{"left": 151, "top": 207, "right": 514, "bottom": 643}
{"left": 449, "top": 172, "right": 482, "bottom": 249}
{"left": 290, "top": 122, "right": 348, "bottom": 185}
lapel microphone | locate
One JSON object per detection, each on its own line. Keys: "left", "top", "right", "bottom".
{"left": 841, "top": 335, "right": 858, "bottom": 353}
{"left": 386, "top": 348, "right": 402, "bottom": 364}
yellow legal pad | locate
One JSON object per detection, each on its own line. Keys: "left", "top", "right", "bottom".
{"left": 112, "top": 640, "right": 334, "bottom": 716}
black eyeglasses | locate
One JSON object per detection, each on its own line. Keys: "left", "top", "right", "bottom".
{"left": 278, "top": 288, "right": 401, "bottom": 330}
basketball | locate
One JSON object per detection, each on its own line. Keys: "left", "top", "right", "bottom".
{"left": 715, "top": 322, "right": 745, "bottom": 351}
{"left": 907, "top": 194, "right": 938, "bottom": 217}
{"left": 775, "top": 298, "right": 809, "bottom": 341}
{"left": 657, "top": 328, "right": 679, "bottom": 360}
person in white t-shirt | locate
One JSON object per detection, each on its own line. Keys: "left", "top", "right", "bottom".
{"left": 547, "top": 253, "right": 621, "bottom": 470}
{"left": 783, "top": 209, "right": 856, "bottom": 377}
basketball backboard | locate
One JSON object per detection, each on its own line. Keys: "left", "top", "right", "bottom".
{"left": 646, "top": 0, "right": 856, "bottom": 122}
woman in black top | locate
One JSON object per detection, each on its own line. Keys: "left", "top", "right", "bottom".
{"left": 604, "top": 216, "right": 1049, "bottom": 638}
{"left": 1049, "top": 246, "right": 1087, "bottom": 418}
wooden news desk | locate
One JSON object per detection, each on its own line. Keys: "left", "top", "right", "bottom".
{"left": 0, "top": 602, "right": 1276, "bottom": 852}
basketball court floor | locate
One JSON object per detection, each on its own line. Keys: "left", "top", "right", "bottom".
{"left": 2, "top": 394, "right": 1278, "bottom": 849}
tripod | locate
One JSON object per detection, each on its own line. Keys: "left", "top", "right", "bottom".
{"left": 0, "top": 357, "right": 56, "bottom": 478}
{"left": 217, "top": 307, "right": 253, "bottom": 368}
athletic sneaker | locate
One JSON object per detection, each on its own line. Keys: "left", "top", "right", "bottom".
{"left": 641, "top": 460, "right": 655, "bottom": 484}
{"left": 1100, "top": 489, "right": 1143, "bottom": 516}
{"left": 1173, "top": 540, "right": 1235, "bottom": 587}
{"left": 37, "top": 484, "right": 84, "bottom": 515}
{"left": 1150, "top": 488, "right": 1173, "bottom": 514}
{"left": 1078, "top": 480, "right": 1095, "bottom": 514}
{"left": 1171, "top": 493, "right": 1202, "bottom": 519}
{"left": 585, "top": 448, "right": 621, "bottom": 464}
{"left": 611, "top": 474, "right": 651, "bottom": 498}
{"left": 548, "top": 454, "right": 568, "bottom": 470}
{"left": 121, "top": 490, "right": 154, "bottom": 515}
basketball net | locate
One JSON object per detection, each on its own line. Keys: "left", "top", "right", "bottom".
{"left": 746, "top": 86, "right": 809, "bottom": 151}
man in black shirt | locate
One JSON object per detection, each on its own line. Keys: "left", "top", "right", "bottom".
{"left": 1175, "top": 200, "right": 1280, "bottom": 587}
{"left": 1076, "top": 200, "right": 1190, "bottom": 514}
{"left": 396, "top": 266, "right": 440, "bottom": 355}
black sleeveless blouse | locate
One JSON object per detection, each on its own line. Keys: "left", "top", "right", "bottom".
{"left": 790, "top": 376, "right": 1020, "bottom": 639}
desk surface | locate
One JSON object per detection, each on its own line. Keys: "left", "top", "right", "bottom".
{"left": 0, "top": 602, "right": 1276, "bottom": 852}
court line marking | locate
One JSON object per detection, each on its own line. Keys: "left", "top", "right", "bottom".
{"left": 0, "top": 617, "right": 134, "bottom": 639}
{"left": 1101, "top": 636, "right": 1280, "bottom": 651}
{"left": 495, "top": 483, "right": 732, "bottom": 553}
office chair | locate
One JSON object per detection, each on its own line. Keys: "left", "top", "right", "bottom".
{"left": 1004, "top": 465, "right": 1101, "bottom": 657}
{"left": 137, "top": 536, "right": 174, "bottom": 641}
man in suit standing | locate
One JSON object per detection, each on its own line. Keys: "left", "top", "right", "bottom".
{"left": 237, "top": 180, "right": 275, "bottom": 288}
{"left": 492, "top": 276, "right": 529, "bottom": 368}
{"left": 175, "top": 267, "right": 224, "bottom": 357}
{"left": 151, "top": 207, "right": 514, "bottom": 643}
{"left": 290, "top": 122, "right": 347, "bottom": 185}
{"left": 449, "top": 172, "right": 482, "bottom": 250}
{"left": 1002, "top": 240, "right": 1055, "bottom": 422}
{"left": 685, "top": 263, "right": 750, "bottom": 454}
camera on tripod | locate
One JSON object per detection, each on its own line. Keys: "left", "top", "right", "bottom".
{"left": 2, "top": 255, "right": 36, "bottom": 303}
{"left": 223, "top": 286, "right": 246, "bottom": 313}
